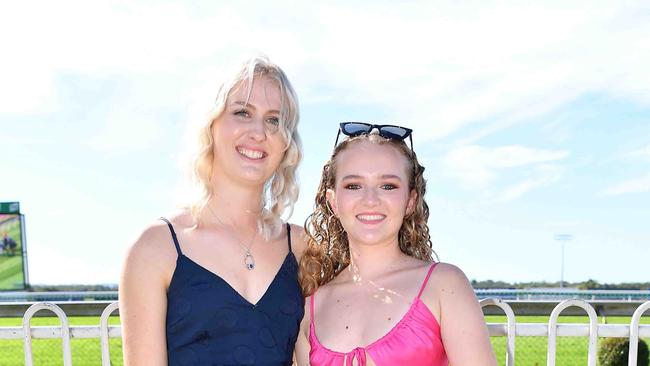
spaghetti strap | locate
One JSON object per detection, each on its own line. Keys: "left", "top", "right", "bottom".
{"left": 416, "top": 262, "right": 438, "bottom": 300}
{"left": 159, "top": 217, "right": 182, "bottom": 256}
{"left": 286, "top": 223, "right": 293, "bottom": 253}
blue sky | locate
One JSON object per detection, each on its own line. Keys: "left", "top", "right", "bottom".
{"left": 1, "top": 1, "right": 648, "bottom": 284}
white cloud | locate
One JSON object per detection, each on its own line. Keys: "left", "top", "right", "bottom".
{"left": 493, "top": 164, "right": 564, "bottom": 203}
{"left": 602, "top": 172, "right": 650, "bottom": 195}
{"left": 442, "top": 145, "right": 569, "bottom": 188}
{"left": 625, "top": 144, "right": 650, "bottom": 161}
{"left": 2, "top": 1, "right": 649, "bottom": 144}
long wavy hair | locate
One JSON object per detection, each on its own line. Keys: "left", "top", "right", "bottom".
{"left": 299, "top": 133, "right": 435, "bottom": 296}
{"left": 189, "top": 55, "right": 302, "bottom": 239}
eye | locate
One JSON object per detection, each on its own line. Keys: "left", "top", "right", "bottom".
{"left": 265, "top": 116, "right": 280, "bottom": 126}
{"left": 234, "top": 109, "right": 250, "bottom": 118}
{"left": 344, "top": 183, "right": 361, "bottom": 190}
{"left": 381, "top": 184, "right": 398, "bottom": 190}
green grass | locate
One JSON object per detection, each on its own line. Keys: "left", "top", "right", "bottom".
{"left": 0, "top": 315, "right": 648, "bottom": 365}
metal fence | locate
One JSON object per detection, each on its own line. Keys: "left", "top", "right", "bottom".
{"left": 0, "top": 299, "right": 648, "bottom": 365}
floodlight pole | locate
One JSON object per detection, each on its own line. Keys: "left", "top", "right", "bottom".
{"left": 554, "top": 234, "right": 573, "bottom": 288}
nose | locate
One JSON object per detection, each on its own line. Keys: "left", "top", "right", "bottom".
{"left": 247, "top": 117, "right": 266, "bottom": 142}
{"left": 363, "top": 187, "right": 380, "bottom": 206}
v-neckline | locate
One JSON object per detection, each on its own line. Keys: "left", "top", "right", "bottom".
{"left": 179, "top": 252, "right": 293, "bottom": 307}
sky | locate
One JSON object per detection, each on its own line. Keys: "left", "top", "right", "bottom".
{"left": 1, "top": 1, "right": 649, "bottom": 285}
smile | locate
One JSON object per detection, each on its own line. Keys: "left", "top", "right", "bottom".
{"left": 356, "top": 214, "right": 386, "bottom": 222}
{"left": 237, "top": 147, "right": 266, "bottom": 160}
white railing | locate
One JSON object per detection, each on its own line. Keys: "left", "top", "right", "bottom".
{"left": 0, "top": 299, "right": 648, "bottom": 365}
{"left": 0, "top": 302, "right": 122, "bottom": 366}
{"left": 479, "top": 299, "right": 650, "bottom": 366}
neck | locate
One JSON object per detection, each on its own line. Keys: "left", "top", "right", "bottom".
{"left": 346, "top": 238, "right": 406, "bottom": 282}
{"left": 203, "top": 180, "right": 264, "bottom": 229}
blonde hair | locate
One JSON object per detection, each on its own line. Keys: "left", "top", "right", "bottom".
{"left": 299, "top": 134, "right": 435, "bottom": 296}
{"left": 189, "top": 56, "right": 302, "bottom": 239}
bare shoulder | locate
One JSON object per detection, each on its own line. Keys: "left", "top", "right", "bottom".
{"left": 432, "top": 262, "right": 469, "bottom": 281}
{"left": 288, "top": 223, "right": 308, "bottom": 260}
{"left": 122, "top": 218, "right": 182, "bottom": 281}
{"left": 426, "top": 262, "right": 475, "bottom": 298}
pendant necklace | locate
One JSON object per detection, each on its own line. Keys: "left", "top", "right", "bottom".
{"left": 207, "top": 205, "right": 258, "bottom": 271}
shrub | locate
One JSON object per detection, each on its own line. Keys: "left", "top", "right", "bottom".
{"left": 598, "top": 337, "right": 649, "bottom": 366}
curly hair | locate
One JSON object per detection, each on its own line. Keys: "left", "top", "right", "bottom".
{"left": 188, "top": 55, "right": 302, "bottom": 239}
{"left": 299, "top": 133, "right": 435, "bottom": 296}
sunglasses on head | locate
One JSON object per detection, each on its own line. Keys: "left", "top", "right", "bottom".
{"left": 334, "top": 122, "right": 414, "bottom": 150}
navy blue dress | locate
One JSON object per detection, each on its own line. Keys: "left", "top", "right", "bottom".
{"left": 161, "top": 218, "right": 304, "bottom": 365}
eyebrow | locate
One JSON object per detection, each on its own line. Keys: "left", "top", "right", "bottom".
{"left": 340, "top": 174, "right": 404, "bottom": 181}
{"left": 231, "top": 101, "right": 280, "bottom": 114}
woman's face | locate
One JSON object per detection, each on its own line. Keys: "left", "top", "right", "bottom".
{"left": 211, "top": 76, "right": 286, "bottom": 187}
{"left": 327, "top": 140, "right": 415, "bottom": 248}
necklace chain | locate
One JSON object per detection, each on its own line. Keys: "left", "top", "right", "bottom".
{"left": 206, "top": 205, "right": 258, "bottom": 270}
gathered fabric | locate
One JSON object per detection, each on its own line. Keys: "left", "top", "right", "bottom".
{"left": 308, "top": 262, "right": 448, "bottom": 366}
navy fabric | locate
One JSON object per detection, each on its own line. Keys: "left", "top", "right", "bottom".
{"left": 161, "top": 218, "right": 304, "bottom": 366}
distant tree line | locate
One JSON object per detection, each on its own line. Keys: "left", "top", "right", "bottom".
{"left": 26, "top": 280, "right": 650, "bottom": 291}
{"left": 470, "top": 279, "right": 650, "bottom": 290}
{"left": 27, "top": 284, "right": 118, "bottom": 292}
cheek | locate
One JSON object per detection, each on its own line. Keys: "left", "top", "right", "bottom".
{"left": 333, "top": 191, "right": 357, "bottom": 214}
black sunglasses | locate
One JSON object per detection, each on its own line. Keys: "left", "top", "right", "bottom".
{"left": 334, "top": 122, "right": 414, "bottom": 150}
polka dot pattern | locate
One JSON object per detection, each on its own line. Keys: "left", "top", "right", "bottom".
{"left": 166, "top": 252, "right": 303, "bottom": 366}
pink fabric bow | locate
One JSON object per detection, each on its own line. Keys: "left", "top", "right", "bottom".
{"left": 345, "top": 347, "right": 367, "bottom": 366}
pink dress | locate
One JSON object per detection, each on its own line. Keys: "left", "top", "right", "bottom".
{"left": 308, "top": 262, "right": 449, "bottom": 366}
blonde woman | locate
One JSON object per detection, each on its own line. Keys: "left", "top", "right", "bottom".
{"left": 119, "top": 56, "right": 305, "bottom": 365}
{"left": 296, "top": 124, "right": 496, "bottom": 365}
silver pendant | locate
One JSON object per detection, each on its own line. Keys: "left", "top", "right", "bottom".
{"left": 244, "top": 252, "right": 255, "bottom": 270}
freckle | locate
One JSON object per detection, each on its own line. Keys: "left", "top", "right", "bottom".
{"left": 336, "top": 299, "right": 340, "bottom": 303}
{"left": 388, "top": 317, "right": 391, "bottom": 321}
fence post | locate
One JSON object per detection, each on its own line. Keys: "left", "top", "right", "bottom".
{"left": 22, "top": 302, "right": 73, "bottom": 366}
{"left": 547, "top": 299, "right": 598, "bottom": 366}
{"left": 628, "top": 301, "right": 650, "bottom": 366}
{"left": 100, "top": 301, "right": 120, "bottom": 366}
{"left": 480, "top": 298, "right": 515, "bottom": 366}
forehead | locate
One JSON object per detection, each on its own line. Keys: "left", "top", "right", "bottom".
{"left": 335, "top": 141, "right": 410, "bottom": 179}
{"left": 228, "top": 76, "right": 282, "bottom": 108}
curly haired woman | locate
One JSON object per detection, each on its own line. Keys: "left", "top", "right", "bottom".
{"left": 295, "top": 123, "right": 496, "bottom": 365}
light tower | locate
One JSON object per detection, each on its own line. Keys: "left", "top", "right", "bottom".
{"left": 554, "top": 234, "right": 573, "bottom": 288}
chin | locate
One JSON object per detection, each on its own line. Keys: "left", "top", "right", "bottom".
{"left": 237, "top": 169, "right": 273, "bottom": 185}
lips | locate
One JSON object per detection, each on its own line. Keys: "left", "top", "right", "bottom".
{"left": 237, "top": 147, "right": 266, "bottom": 160}
{"left": 356, "top": 213, "right": 386, "bottom": 223}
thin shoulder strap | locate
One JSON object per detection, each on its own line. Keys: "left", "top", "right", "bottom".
{"left": 286, "top": 223, "right": 293, "bottom": 253}
{"left": 416, "top": 262, "right": 438, "bottom": 300}
{"left": 159, "top": 217, "right": 182, "bottom": 256}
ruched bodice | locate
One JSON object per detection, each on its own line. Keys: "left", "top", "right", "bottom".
{"left": 308, "top": 263, "right": 448, "bottom": 366}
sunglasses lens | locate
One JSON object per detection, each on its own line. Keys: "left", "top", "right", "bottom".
{"left": 342, "top": 122, "right": 371, "bottom": 136}
{"left": 380, "top": 126, "right": 410, "bottom": 139}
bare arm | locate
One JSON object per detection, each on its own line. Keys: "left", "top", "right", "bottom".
{"left": 119, "top": 225, "right": 174, "bottom": 366}
{"left": 294, "top": 298, "right": 311, "bottom": 366}
{"left": 289, "top": 223, "right": 308, "bottom": 262}
{"left": 436, "top": 264, "right": 497, "bottom": 365}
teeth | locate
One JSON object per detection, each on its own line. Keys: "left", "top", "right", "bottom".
{"left": 357, "top": 214, "right": 385, "bottom": 221}
{"left": 238, "top": 147, "right": 264, "bottom": 159}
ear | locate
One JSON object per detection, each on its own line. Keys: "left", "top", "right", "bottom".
{"left": 405, "top": 189, "right": 417, "bottom": 216}
{"left": 325, "top": 188, "right": 338, "bottom": 217}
